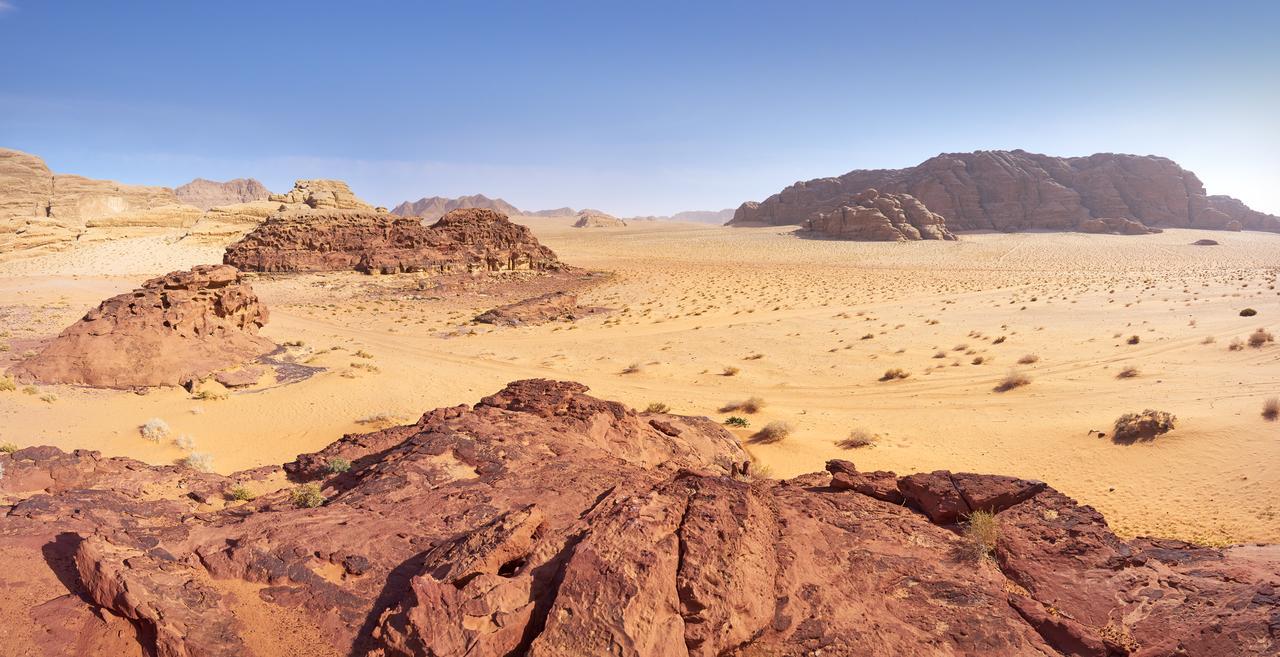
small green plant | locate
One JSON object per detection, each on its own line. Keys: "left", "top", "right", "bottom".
{"left": 0, "top": 375, "right": 15, "bottom": 392}
{"left": 228, "top": 485, "right": 257, "bottom": 501}
{"left": 644, "top": 402, "right": 670, "bottom": 413}
{"left": 1239, "top": 308, "right": 1257, "bottom": 317}
{"left": 326, "top": 457, "right": 352, "bottom": 474}
{"left": 963, "top": 510, "right": 999, "bottom": 561}
{"left": 0, "top": 442, "right": 18, "bottom": 453}
{"left": 21, "top": 385, "right": 37, "bottom": 395}
{"left": 724, "top": 416, "right": 750, "bottom": 428}
{"left": 292, "top": 483, "right": 325, "bottom": 508}
{"left": 192, "top": 389, "right": 228, "bottom": 401}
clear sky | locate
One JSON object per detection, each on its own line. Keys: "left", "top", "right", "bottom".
{"left": 1, "top": 1, "right": 1277, "bottom": 216}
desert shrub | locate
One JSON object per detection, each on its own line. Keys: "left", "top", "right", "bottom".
{"left": 1126, "top": 335, "right": 1140, "bottom": 345}
{"left": 192, "top": 389, "right": 227, "bottom": 401}
{"left": 750, "top": 421, "right": 793, "bottom": 444}
{"left": 1263, "top": 397, "right": 1279, "bottom": 421}
{"left": 644, "top": 402, "right": 670, "bottom": 413}
{"left": 1116, "top": 366, "right": 1139, "bottom": 379}
{"left": 38, "top": 393, "right": 57, "bottom": 403}
{"left": 353, "top": 349, "right": 373, "bottom": 358}
{"left": 21, "top": 386, "right": 37, "bottom": 395}
{"left": 932, "top": 351, "right": 946, "bottom": 359}
{"left": 1016, "top": 354, "right": 1039, "bottom": 365}
{"left": 722, "top": 366, "right": 741, "bottom": 376}
{"left": 0, "top": 375, "right": 14, "bottom": 392}
{"left": 174, "top": 434, "right": 196, "bottom": 451}
{"left": 1201, "top": 336, "right": 1216, "bottom": 344}
{"left": 228, "top": 485, "right": 257, "bottom": 501}
{"left": 1112, "top": 409, "right": 1176, "bottom": 443}
{"left": 992, "top": 335, "right": 1006, "bottom": 344}
{"left": 724, "top": 416, "right": 750, "bottom": 428}
{"left": 1229, "top": 337, "right": 1245, "bottom": 351}
{"left": 971, "top": 355, "right": 986, "bottom": 365}
{"left": 879, "top": 368, "right": 910, "bottom": 381}
{"left": 744, "top": 353, "right": 764, "bottom": 360}
{"left": 183, "top": 452, "right": 214, "bottom": 472}
{"left": 326, "top": 457, "right": 352, "bottom": 474}
{"left": 721, "top": 396, "right": 766, "bottom": 414}
{"left": 994, "top": 369, "right": 1031, "bottom": 392}
{"left": 0, "top": 442, "right": 17, "bottom": 453}
{"left": 1239, "top": 308, "right": 1257, "bottom": 317}
{"left": 1247, "top": 328, "right": 1274, "bottom": 348}
{"left": 621, "top": 362, "right": 642, "bottom": 374}
{"left": 838, "top": 429, "right": 878, "bottom": 449}
{"left": 139, "top": 418, "right": 170, "bottom": 442}
{"left": 355, "top": 412, "right": 403, "bottom": 429}
{"left": 963, "top": 510, "right": 999, "bottom": 561}
{"left": 292, "top": 483, "right": 325, "bottom": 508}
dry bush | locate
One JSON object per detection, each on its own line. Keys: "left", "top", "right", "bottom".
{"left": 1201, "top": 336, "right": 1216, "bottom": 345}
{"left": 183, "top": 452, "right": 214, "bottom": 473}
{"left": 644, "top": 402, "right": 670, "bottom": 414}
{"left": 0, "top": 442, "right": 18, "bottom": 453}
{"left": 971, "top": 355, "right": 986, "bottom": 365}
{"left": 1112, "top": 409, "right": 1176, "bottom": 443}
{"left": 1263, "top": 397, "right": 1279, "bottom": 422}
{"left": 621, "top": 362, "right": 642, "bottom": 374}
{"left": 1239, "top": 308, "right": 1257, "bottom": 317}
{"left": 880, "top": 368, "right": 910, "bottom": 382}
{"left": 720, "top": 396, "right": 767, "bottom": 414}
{"left": 1228, "top": 337, "right": 1245, "bottom": 351}
{"left": 1016, "top": 354, "right": 1039, "bottom": 365}
{"left": 1247, "top": 328, "right": 1274, "bottom": 348}
{"left": 838, "top": 429, "right": 879, "bottom": 449}
{"left": 992, "top": 336, "right": 1006, "bottom": 344}
{"left": 750, "top": 421, "right": 793, "bottom": 444}
{"left": 1116, "top": 366, "right": 1139, "bottom": 379}
{"left": 722, "top": 366, "right": 741, "bottom": 376}
{"left": 174, "top": 434, "right": 196, "bottom": 451}
{"left": 356, "top": 412, "right": 404, "bottom": 429}
{"left": 963, "top": 510, "right": 999, "bottom": 561}
{"left": 932, "top": 351, "right": 946, "bottom": 359}
{"left": 994, "top": 369, "right": 1031, "bottom": 392}
{"left": 139, "top": 418, "right": 170, "bottom": 442}
{"left": 1126, "top": 335, "right": 1141, "bottom": 345}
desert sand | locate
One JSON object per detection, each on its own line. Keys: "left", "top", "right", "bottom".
{"left": 1, "top": 220, "right": 1277, "bottom": 546}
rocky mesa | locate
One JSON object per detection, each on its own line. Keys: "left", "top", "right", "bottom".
{"left": 175, "top": 177, "right": 272, "bottom": 210}
{"left": 804, "top": 189, "right": 956, "bottom": 241}
{"left": 732, "top": 149, "right": 1280, "bottom": 234}
{"left": 0, "top": 379, "right": 1275, "bottom": 656}
{"left": 8, "top": 264, "right": 274, "bottom": 388}
{"left": 390, "top": 193, "right": 522, "bottom": 220}
{"left": 224, "top": 207, "right": 563, "bottom": 274}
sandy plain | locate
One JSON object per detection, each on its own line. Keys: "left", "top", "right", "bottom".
{"left": 0, "top": 219, "right": 1277, "bottom": 546}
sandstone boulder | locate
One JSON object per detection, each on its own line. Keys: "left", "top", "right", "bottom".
{"left": 224, "top": 207, "right": 562, "bottom": 274}
{"left": 733, "top": 149, "right": 1280, "bottom": 234}
{"left": 474, "top": 291, "right": 582, "bottom": 326}
{"left": 267, "top": 178, "right": 372, "bottom": 210}
{"left": 804, "top": 188, "right": 956, "bottom": 240}
{"left": 174, "top": 177, "right": 272, "bottom": 210}
{"left": 1078, "top": 216, "right": 1160, "bottom": 235}
{"left": 8, "top": 264, "right": 274, "bottom": 388}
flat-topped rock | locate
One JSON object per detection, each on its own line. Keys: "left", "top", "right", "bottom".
{"left": 175, "top": 177, "right": 272, "bottom": 210}
{"left": 224, "top": 207, "right": 562, "bottom": 274}
{"left": 804, "top": 188, "right": 956, "bottom": 240}
{"left": 8, "top": 264, "right": 273, "bottom": 388}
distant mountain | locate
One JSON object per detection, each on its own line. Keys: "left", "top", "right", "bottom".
{"left": 622, "top": 209, "right": 735, "bottom": 224}
{"left": 390, "top": 194, "right": 521, "bottom": 219}
{"left": 175, "top": 178, "right": 271, "bottom": 210}
{"left": 528, "top": 207, "right": 577, "bottom": 217}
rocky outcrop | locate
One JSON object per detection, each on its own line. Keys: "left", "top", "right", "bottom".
{"left": 733, "top": 149, "right": 1280, "bottom": 234}
{"left": 2, "top": 380, "right": 1276, "bottom": 656}
{"left": 529, "top": 206, "right": 577, "bottom": 217}
{"left": 1078, "top": 216, "right": 1161, "bottom": 235}
{"left": 573, "top": 209, "right": 626, "bottom": 228}
{"left": 224, "top": 207, "right": 563, "bottom": 274}
{"left": 0, "top": 148, "right": 200, "bottom": 258}
{"left": 390, "top": 194, "right": 522, "bottom": 220}
{"left": 803, "top": 189, "right": 956, "bottom": 240}
{"left": 474, "top": 291, "right": 584, "bottom": 326}
{"left": 174, "top": 177, "right": 272, "bottom": 210}
{"left": 267, "top": 179, "right": 372, "bottom": 210}
{"left": 8, "top": 264, "right": 273, "bottom": 388}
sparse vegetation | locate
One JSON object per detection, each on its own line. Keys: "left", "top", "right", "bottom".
{"left": 353, "top": 349, "right": 374, "bottom": 358}
{"left": 183, "top": 452, "right": 214, "bottom": 472}
{"left": 621, "top": 362, "right": 642, "bottom": 374}
{"left": 1239, "top": 308, "right": 1257, "bottom": 317}
{"left": 139, "top": 418, "right": 170, "bottom": 442}
{"left": 994, "top": 369, "right": 1031, "bottom": 392}
{"left": 0, "top": 442, "right": 17, "bottom": 453}
{"left": 1116, "top": 366, "right": 1139, "bottom": 379}
{"left": 1126, "top": 335, "right": 1140, "bottom": 345}
{"left": 1016, "top": 354, "right": 1039, "bottom": 365}
{"left": 879, "top": 368, "right": 910, "bottom": 381}
{"left": 971, "top": 355, "right": 986, "bottom": 365}
{"left": 292, "top": 483, "right": 325, "bottom": 508}
{"left": 750, "top": 420, "right": 793, "bottom": 444}
{"left": 838, "top": 429, "right": 879, "bottom": 449}
{"left": 1247, "top": 328, "right": 1274, "bottom": 348}
{"left": 326, "top": 457, "right": 352, "bottom": 474}
{"left": 228, "top": 485, "right": 257, "bottom": 502}
{"left": 1263, "top": 397, "right": 1279, "bottom": 422}
{"left": 1112, "top": 409, "right": 1176, "bottom": 443}
{"left": 0, "top": 375, "right": 14, "bottom": 392}
{"left": 174, "top": 434, "right": 196, "bottom": 451}
{"left": 721, "top": 366, "right": 741, "bottom": 377}
{"left": 720, "top": 396, "right": 766, "bottom": 414}
{"left": 38, "top": 392, "right": 57, "bottom": 403}
{"left": 644, "top": 402, "right": 670, "bottom": 413}
{"left": 724, "top": 416, "right": 750, "bottom": 428}
{"left": 962, "top": 510, "right": 999, "bottom": 561}
{"left": 355, "top": 412, "right": 403, "bottom": 429}
{"left": 192, "top": 389, "right": 227, "bottom": 401}
{"left": 1229, "top": 337, "right": 1245, "bottom": 351}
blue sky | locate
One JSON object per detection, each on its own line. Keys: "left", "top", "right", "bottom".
{"left": 2, "top": 1, "right": 1277, "bottom": 216}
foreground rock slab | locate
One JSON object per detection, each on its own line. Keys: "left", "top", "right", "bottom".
{"left": 804, "top": 188, "right": 956, "bottom": 241}
{"left": 8, "top": 264, "right": 274, "bottom": 388}
{"left": 0, "top": 381, "right": 1276, "bottom": 656}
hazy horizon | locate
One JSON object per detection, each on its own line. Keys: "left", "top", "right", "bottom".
{"left": 2, "top": 0, "right": 1277, "bottom": 217}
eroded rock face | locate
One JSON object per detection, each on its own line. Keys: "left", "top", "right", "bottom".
{"left": 224, "top": 207, "right": 563, "bottom": 274}
{"left": 733, "top": 149, "right": 1280, "bottom": 234}
{"left": 0, "top": 148, "right": 199, "bottom": 258}
{"left": 573, "top": 209, "right": 626, "bottom": 227}
{"left": 175, "top": 177, "right": 272, "bottom": 210}
{"left": 474, "top": 291, "right": 583, "bottom": 326}
{"left": 267, "top": 179, "right": 372, "bottom": 210}
{"left": 8, "top": 264, "right": 274, "bottom": 388}
{"left": 390, "top": 194, "right": 522, "bottom": 220}
{"left": 804, "top": 189, "right": 956, "bottom": 241}
{"left": 1, "top": 380, "right": 1276, "bottom": 656}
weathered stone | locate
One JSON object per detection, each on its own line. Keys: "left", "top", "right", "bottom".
{"left": 175, "top": 178, "right": 272, "bottom": 210}
{"left": 805, "top": 188, "right": 955, "bottom": 241}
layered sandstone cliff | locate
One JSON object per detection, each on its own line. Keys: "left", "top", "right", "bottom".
{"left": 8, "top": 264, "right": 273, "bottom": 388}
{"left": 224, "top": 207, "right": 562, "bottom": 274}
{"left": 804, "top": 189, "right": 956, "bottom": 241}
{"left": 0, "top": 379, "right": 1275, "bottom": 656}
{"left": 732, "top": 150, "right": 1280, "bottom": 234}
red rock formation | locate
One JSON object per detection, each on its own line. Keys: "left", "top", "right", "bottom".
{"left": 223, "top": 207, "right": 563, "bottom": 274}
{"left": 572, "top": 209, "right": 627, "bottom": 227}
{"left": 8, "top": 264, "right": 273, "bottom": 388}
{"left": 474, "top": 291, "right": 584, "bottom": 326}
{"left": 804, "top": 188, "right": 956, "bottom": 240}
{"left": 1, "top": 380, "right": 1276, "bottom": 656}
{"left": 733, "top": 149, "right": 1280, "bottom": 234}
{"left": 390, "top": 193, "right": 522, "bottom": 219}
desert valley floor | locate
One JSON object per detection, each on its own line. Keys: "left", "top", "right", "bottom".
{"left": 1, "top": 219, "right": 1277, "bottom": 547}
